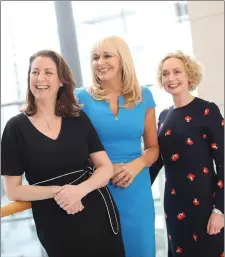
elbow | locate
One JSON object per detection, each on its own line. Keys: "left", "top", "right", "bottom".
{"left": 6, "top": 191, "right": 18, "bottom": 202}
{"left": 5, "top": 187, "right": 21, "bottom": 201}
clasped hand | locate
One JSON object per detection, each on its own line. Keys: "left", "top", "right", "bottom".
{"left": 111, "top": 163, "right": 135, "bottom": 188}
{"left": 54, "top": 185, "right": 86, "bottom": 215}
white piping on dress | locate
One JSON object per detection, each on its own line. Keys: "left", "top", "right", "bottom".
{"left": 33, "top": 168, "right": 119, "bottom": 235}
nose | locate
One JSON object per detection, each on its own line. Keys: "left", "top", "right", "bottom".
{"left": 97, "top": 56, "right": 106, "bottom": 66}
{"left": 168, "top": 73, "right": 176, "bottom": 81}
{"left": 37, "top": 72, "right": 45, "bottom": 82}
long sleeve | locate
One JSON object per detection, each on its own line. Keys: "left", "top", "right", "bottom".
{"left": 150, "top": 112, "right": 164, "bottom": 185}
{"left": 205, "top": 102, "right": 224, "bottom": 213}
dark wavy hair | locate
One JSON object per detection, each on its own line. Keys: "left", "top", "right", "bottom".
{"left": 24, "top": 50, "right": 81, "bottom": 117}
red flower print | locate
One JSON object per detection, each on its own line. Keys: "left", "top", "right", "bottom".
{"left": 171, "top": 188, "right": 176, "bottom": 195}
{"left": 176, "top": 247, "right": 183, "bottom": 254}
{"left": 203, "top": 167, "right": 209, "bottom": 174}
{"left": 221, "top": 252, "right": 224, "bottom": 257}
{"left": 177, "top": 212, "right": 186, "bottom": 220}
{"left": 193, "top": 198, "right": 200, "bottom": 206}
{"left": 204, "top": 108, "right": 209, "bottom": 116}
{"left": 213, "top": 192, "right": 216, "bottom": 198}
{"left": 187, "top": 173, "right": 195, "bottom": 181}
{"left": 186, "top": 138, "right": 193, "bottom": 145}
{"left": 211, "top": 143, "right": 218, "bottom": 149}
{"left": 165, "top": 129, "right": 172, "bottom": 136}
{"left": 202, "top": 134, "right": 207, "bottom": 139}
{"left": 171, "top": 153, "right": 179, "bottom": 162}
{"left": 168, "top": 235, "right": 172, "bottom": 241}
{"left": 222, "top": 120, "right": 224, "bottom": 126}
{"left": 193, "top": 234, "right": 198, "bottom": 241}
{"left": 185, "top": 116, "right": 192, "bottom": 122}
{"left": 218, "top": 180, "right": 223, "bottom": 189}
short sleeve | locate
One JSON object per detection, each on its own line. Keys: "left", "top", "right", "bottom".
{"left": 80, "top": 111, "right": 105, "bottom": 154}
{"left": 75, "top": 87, "right": 86, "bottom": 105}
{"left": 205, "top": 102, "right": 224, "bottom": 212}
{"left": 142, "top": 86, "right": 156, "bottom": 109}
{"left": 1, "top": 117, "right": 25, "bottom": 176}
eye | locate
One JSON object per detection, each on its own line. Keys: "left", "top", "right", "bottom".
{"left": 162, "top": 72, "right": 168, "bottom": 77}
{"left": 104, "top": 54, "right": 112, "bottom": 58}
{"left": 92, "top": 55, "right": 99, "bottom": 61}
{"left": 31, "top": 71, "right": 38, "bottom": 75}
{"left": 175, "top": 70, "right": 181, "bottom": 74}
{"left": 46, "top": 72, "right": 53, "bottom": 75}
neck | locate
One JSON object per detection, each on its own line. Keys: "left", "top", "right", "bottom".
{"left": 101, "top": 78, "right": 123, "bottom": 96}
{"left": 35, "top": 99, "right": 56, "bottom": 119}
{"left": 172, "top": 91, "right": 195, "bottom": 108}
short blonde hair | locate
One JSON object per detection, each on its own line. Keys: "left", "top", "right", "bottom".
{"left": 88, "top": 36, "right": 141, "bottom": 108}
{"left": 157, "top": 50, "right": 203, "bottom": 91}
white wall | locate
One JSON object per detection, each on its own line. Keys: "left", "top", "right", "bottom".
{"left": 188, "top": 1, "right": 224, "bottom": 115}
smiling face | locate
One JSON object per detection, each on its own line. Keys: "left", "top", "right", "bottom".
{"left": 92, "top": 51, "right": 121, "bottom": 82}
{"left": 161, "top": 57, "right": 190, "bottom": 96}
{"left": 29, "top": 56, "right": 62, "bottom": 101}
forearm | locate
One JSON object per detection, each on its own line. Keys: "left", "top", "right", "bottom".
{"left": 79, "top": 164, "right": 113, "bottom": 194}
{"left": 141, "top": 146, "right": 160, "bottom": 168}
{"left": 6, "top": 185, "right": 61, "bottom": 202}
{"left": 129, "top": 146, "right": 159, "bottom": 177}
{"left": 150, "top": 155, "right": 164, "bottom": 185}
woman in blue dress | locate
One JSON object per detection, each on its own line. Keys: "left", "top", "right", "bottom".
{"left": 77, "top": 36, "right": 159, "bottom": 257}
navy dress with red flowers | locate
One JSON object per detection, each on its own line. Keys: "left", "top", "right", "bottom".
{"left": 151, "top": 97, "right": 224, "bottom": 257}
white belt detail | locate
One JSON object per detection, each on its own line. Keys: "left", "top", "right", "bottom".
{"left": 33, "top": 168, "right": 119, "bottom": 235}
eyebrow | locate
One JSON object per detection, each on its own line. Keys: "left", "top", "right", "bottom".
{"left": 93, "top": 51, "right": 112, "bottom": 56}
{"left": 163, "top": 67, "right": 182, "bottom": 72}
{"left": 31, "top": 68, "right": 55, "bottom": 70}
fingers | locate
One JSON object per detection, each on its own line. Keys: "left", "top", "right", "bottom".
{"left": 207, "top": 214, "right": 222, "bottom": 235}
{"left": 207, "top": 218, "right": 211, "bottom": 234}
{"left": 112, "top": 172, "right": 127, "bottom": 185}
{"left": 64, "top": 202, "right": 85, "bottom": 215}
{"left": 116, "top": 174, "right": 131, "bottom": 187}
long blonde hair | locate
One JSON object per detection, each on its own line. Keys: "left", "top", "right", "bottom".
{"left": 89, "top": 36, "right": 141, "bottom": 108}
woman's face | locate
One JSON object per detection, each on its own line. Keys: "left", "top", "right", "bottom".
{"left": 29, "top": 56, "right": 62, "bottom": 101}
{"left": 92, "top": 50, "right": 122, "bottom": 83}
{"left": 161, "top": 57, "right": 190, "bottom": 96}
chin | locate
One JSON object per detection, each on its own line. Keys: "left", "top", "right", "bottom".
{"left": 166, "top": 87, "right": 183, "bottom": 96}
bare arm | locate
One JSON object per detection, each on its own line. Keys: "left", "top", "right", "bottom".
{"left": 78, "top": 151, "right": 113, "bottom": 195}
{"left": 127, "top": 108, "right": 159, "bottom": 177}
{"left": 3, "top": 175, "right": 62, "bottom": 201}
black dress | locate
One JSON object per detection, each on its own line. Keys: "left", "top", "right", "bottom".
{"left": 1, "top": 111, "right": 125, "bottom": 257}
{"left": 150, "top": 98, "right": 224, "bottom": 257}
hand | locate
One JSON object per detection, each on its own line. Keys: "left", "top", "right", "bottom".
{"left": 54, "top": 184, "right": 87, "bottom": 210}
{"left": 63, "top": 201, "right": 85, "bottom": 215}
{"left": 207, "top": 213, "right": 224, "bottom": 235}
{"left": 111, "top": 163, "right": 134, "bottom": 188}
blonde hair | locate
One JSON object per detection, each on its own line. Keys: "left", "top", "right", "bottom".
{"left": 157, "top": 50, "right": 203, "bottom": 91}
{"left": 88, "top": 36, "right": 141, "bottom": 108}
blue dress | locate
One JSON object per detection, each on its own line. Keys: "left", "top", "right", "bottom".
{"left": 77, "top": 86, "right": 156, "bottom": 257}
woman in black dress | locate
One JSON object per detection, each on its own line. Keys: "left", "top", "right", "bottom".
{"left": 151, "top": 51, "right": 224, "bottom": 257}
{"left": 1, "top": 50, "right": 125, "bottom": 257}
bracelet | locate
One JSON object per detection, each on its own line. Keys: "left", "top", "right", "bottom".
{"left": 212, "top": 208, "right": 224, "bottom": 215}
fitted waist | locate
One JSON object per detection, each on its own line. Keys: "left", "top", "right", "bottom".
{"left": 108, "top": 154, "right": 142, "bottom": 164}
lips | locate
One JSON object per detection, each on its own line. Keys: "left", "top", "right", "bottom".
{"left": 36, "top": 85, "right": 49, "bottom": 89}
{"left": 98, "top": 68, "right": 111, "bottom": 74}
{"left": 169, "top": 83, "right": 180, "bottom": 88}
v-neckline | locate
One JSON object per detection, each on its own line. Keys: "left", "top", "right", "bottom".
{"left": 23, "top": 113, "right": 63, "bottom": 141}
